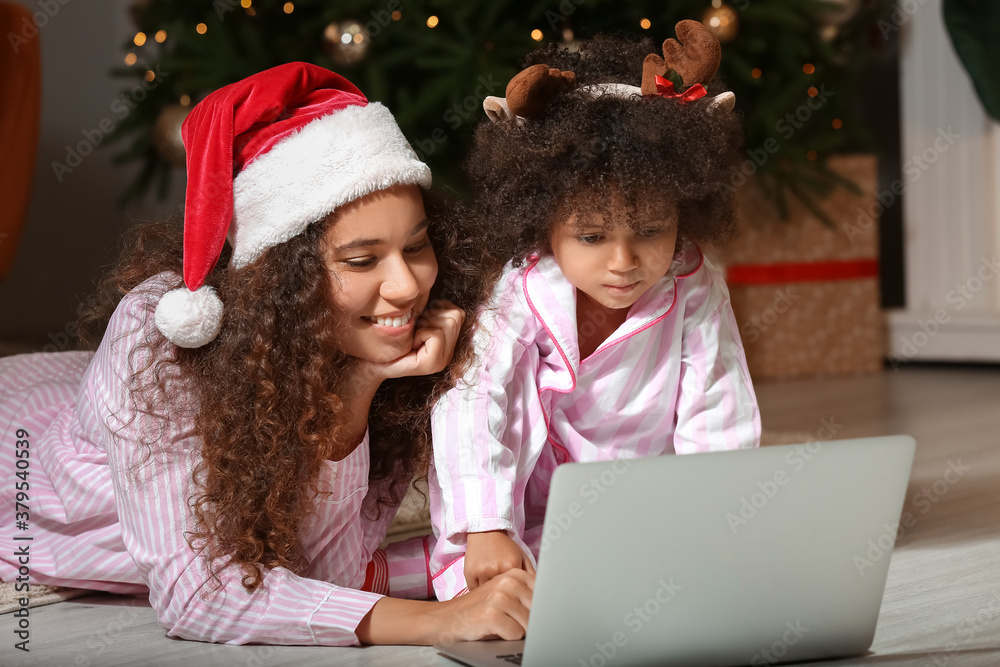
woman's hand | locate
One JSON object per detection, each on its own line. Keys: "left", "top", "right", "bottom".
{"left": 430, "top": 569, "right": 535, "bottom": 643}
{"left": 356, "top": 568, "right": 534, "bottom": 645}
{"left": 465, "top": 530, "right": 536, "bottom": 591}
{"left": 359, "top": 300, "right": 465, "bottom": 384}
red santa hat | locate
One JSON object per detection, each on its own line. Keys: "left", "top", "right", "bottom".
{"left": 154, "top": 62, "right": 431, "bottom": 348}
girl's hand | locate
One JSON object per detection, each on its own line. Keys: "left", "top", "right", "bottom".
{"left": 360, "top": 300, "right": 465, "bottom": 383}
{"left": 465, "top": 531, "right": 536, "bottom": 591}
{"left": 430, "top": 568, "right": 535, "bottom": 644}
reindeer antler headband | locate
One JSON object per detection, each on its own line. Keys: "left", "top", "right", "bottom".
{"left": 483, "top": 20, "right": 736, "bottom": 124}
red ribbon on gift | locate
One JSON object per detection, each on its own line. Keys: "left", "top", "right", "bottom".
{"left": 654, "top": 75, "right": 708, "bottom": 103}
{"left": 726, "top": 258, "right": 879, "bottom": 285}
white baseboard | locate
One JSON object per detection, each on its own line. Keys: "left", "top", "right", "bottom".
{"left": 887, "top": 310, "right": 1000, "bottom": 362}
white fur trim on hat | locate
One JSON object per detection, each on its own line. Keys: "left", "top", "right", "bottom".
{"left": 154, "top": 285, "right": 224, "bottom": 348}
{"left": 229, "top": 102, "right": 432, "bottom": 269}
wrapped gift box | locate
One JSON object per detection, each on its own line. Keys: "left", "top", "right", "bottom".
{"left": 719, "top": 154, "right": 886, "bottom": 380}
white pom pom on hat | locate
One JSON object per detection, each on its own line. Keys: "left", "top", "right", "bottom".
{"left": 154, "top": 284, "right": 224, "bottom": 349}
{"left": 155, "top": 62, "right": 431, "bottom": 348}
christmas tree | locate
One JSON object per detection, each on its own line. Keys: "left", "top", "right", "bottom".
{"left": 113, "top": 0, "right": 888, "bottom": 221}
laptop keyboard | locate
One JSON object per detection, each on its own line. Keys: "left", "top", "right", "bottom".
{"left": 496, "top": 653, "right": 523, "bottom": 665}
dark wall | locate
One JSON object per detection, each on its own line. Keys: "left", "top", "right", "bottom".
{"left": 0, "top": 0, "right": 183, "bottom": 350}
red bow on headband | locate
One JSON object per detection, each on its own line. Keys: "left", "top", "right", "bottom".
{"left": 653, "top": 75, "right": 708, "bottom": 103}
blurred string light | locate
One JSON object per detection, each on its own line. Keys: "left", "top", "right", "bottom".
{"left": 180, "top": 94, "right": 191, "bottom": 106}
{"left": 109, "top": 0, "right": 877, "bottom": 226}
{"left": 144, "top": 69, "right": 156, "bottom": 82}
{"left": 196, "top": 22, "right": 207, "bottom": 34}
{"left": 283, "top": 2, "right": 294, "bottom": 14}
{"left": 807, "top": 86, "right": 818, "bottom": 97}
{"left": 134, "top": 31, "right": 146, "bottom": 46}
{"left": 702, "top": 0, "right": 738, "bottom": 42}
{"left": 323, "top": 21, "right": 369, "bottom": 65}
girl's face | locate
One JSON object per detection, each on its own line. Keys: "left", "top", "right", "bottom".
{"left": 549, "top": 198, "right": 679, "bottom": 312}
{"left": 321, "top": 184, "right": 438, "bottom": 363}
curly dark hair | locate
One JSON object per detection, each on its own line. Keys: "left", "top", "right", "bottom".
{"left": 75, "top": 190, "right": 489, "bottom": 592}
{"left": 466, "top": 33, "right": 745, "bottom": 269}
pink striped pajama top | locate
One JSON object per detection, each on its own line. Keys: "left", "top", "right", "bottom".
{"left": 428, "top": 242, "right": 761, "bottom": 600}
{"left": 0, "top": 273, "right": 426, "bottom": 644}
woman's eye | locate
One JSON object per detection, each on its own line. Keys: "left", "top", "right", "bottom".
{"left": 405, "top": 241, "right": 432, "bottom": 254}
{"left": 343, "top": 257, "right": 377, "bottom": 268}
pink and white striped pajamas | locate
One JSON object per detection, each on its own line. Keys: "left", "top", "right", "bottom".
{"left": 0, "top": 273, "right": 427, "bottom": 644}
{"left": 428, "top": 243, "right": 761, "bottom": 600}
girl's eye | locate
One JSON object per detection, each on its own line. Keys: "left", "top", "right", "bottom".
{"left": 577, "top": 235, "right": 602, "bottom": 245}
{"left": 637, "top": 228, "right": 664, "bottom": 240}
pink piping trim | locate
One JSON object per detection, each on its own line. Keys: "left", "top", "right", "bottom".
{"left": 523, "top": 256, "right": 576, "bottom": 396}
{"left": 675, "top": 244, "right": 705, "bottom": 279}
{"left": 423, "top": 535, "right": 433, "bottom": 599}
{"left": 593, "top": 276, "right": 677, "bottom": 354}
{"left": 591, "top": 245, "right": 703, "bottom": 356}
{"left": 548, "top": 437, "right": 572, "bottom": 463}
{"left": 524, "top": 258, "right": 579, "bottom": 461}
{"left": 431, "top": 556, "right": 463, "bottom": 582}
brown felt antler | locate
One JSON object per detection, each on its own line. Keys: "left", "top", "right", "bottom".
{"left": 505, "top": 64, "right": 577, "bottom": 118}
{"left": 641, "top": 20, "right": 722, "bottom": 96}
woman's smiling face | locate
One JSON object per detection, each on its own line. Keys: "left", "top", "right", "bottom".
{"left": 321, "top": 184, "right": 438, "bottom": 363}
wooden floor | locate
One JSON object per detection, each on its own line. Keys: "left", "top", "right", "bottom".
{"left": 3, "top": 364, "right": 999, "bottom": 666}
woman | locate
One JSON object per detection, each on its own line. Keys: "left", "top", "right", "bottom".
{"left": 0, "top": 63, "right": 531, "bottom": 645}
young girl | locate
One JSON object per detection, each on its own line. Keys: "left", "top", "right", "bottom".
{"left": 428, "top": 23, "right": 762, "bottom": 600}
{"left": 0, "top": 63, "right": 532, "bottom": 645}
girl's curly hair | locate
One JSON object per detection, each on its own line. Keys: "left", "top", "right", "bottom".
{"left": 75, "top": 190, "right": 488, "bottom": 592}
{"left": 466, "top": 33, "right": 745, "bottom": 269}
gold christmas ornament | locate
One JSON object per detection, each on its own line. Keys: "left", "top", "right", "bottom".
{"left": 152, "top": 104, "right": 190, "bottom": 167}
{"left": 701, "top": 3, "right": 739, "bottom": 43}
{"left": 322, "top": 21, "right": 370, "bottom": 67}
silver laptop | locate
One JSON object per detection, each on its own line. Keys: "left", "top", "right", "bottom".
{"left": 437, "top": 435, "right": 915, "bottom": 667}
